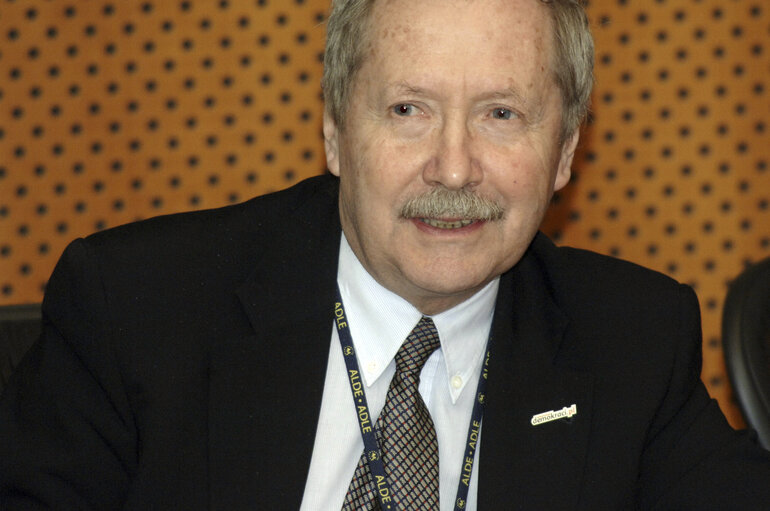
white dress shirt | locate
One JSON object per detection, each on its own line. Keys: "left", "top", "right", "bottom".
{"left": 300, "top": 235, "right": 499, "bottom": 510}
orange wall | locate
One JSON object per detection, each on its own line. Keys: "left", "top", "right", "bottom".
{"left": 1, "top": 0, "right": 768, "bottom": 428}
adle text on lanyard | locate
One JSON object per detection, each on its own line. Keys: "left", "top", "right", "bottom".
{"left": 334, "top": 289, "right": 492, "bottom": 511}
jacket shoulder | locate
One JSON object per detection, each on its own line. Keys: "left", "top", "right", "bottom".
{"left": 42, "top": 174, "right": 340, "bottom": 335}
{"left": 530, "top": 233, "right": 690, "bottom": 308}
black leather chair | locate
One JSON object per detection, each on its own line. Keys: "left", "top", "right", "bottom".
{"left": 722, "top": 257, "right": 770, "bottom": 450}
{"left": 0, "top": 303, "right": 42, "bottom": 396}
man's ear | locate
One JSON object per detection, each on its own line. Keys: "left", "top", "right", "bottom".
{"left": 554, "top": 129, "right": 579, "bottom": 192}
{"left": 323, "top": 110, "right": 341, "bottom": 176}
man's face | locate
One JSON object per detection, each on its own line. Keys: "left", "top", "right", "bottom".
{"left": 325, "top": 0, "right": 579, "bottom": 314}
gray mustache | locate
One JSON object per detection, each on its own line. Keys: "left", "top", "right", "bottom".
{"left": 400, "top": 187, "right": 504, "bottom": 221}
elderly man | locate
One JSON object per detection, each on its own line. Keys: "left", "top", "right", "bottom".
{"left": 1, "top": 0, "right": 769, "bottom": 509}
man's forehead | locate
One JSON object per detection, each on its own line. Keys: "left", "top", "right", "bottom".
{"left": 369, "top": 0, "right": 551, "bottom": 25}
{"left": 365, "top": 0, "right": 554, "bottom": 56}
{"left": 360, "top": 0, "right": 555, "bottom": 83}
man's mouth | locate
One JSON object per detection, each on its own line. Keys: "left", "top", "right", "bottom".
{"left": 399, "top": 187, "right": 505, "bottom": 227}
{"left": 419, "top": 218, "right": 476, "bottom": 229}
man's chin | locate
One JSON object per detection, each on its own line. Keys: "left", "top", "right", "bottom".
{"left": 397, "top": 270, "right": 497, "bottom": 315}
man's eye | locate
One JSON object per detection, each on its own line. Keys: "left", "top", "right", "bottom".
{"left": 492, "top": 108, "right": 515, "bottom": 120}
{"left": 393, "top": 104, "right": 416, "bottom": 116}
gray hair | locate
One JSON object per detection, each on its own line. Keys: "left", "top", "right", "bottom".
{"left": 321, "top": 0, "right": 594, "bottom": 141}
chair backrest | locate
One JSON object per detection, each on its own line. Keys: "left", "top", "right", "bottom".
{"left": 722, "top": 258, "right": 770, "bottom": 450}
{"left": 0, "top": 304, "right": 42, "bottom": 396}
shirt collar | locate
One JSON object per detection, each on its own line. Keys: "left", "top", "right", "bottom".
{"left": 337, "top": 234, "right": 499, "bottom": 403}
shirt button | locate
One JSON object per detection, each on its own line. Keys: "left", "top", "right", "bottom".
{"left": 451, "top": 375, "right": 463, "bottom": 389}
{"left": 367, "top": 362, "right": 378, "bottom": 374}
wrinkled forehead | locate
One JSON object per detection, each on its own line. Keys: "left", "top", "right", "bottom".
{"left": 363, "top": 0, "right": 556, "bottom": 78}
{"left": 358, "top": 0, "right": 557, "bottom": 93}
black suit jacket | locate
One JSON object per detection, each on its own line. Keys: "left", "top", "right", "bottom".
{"left": 1, "top": 174, "right": 769, "bottom": 510}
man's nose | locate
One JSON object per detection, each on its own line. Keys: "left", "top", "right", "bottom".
{"left": 422, "top": 118, "right": 482, "bottom": 190}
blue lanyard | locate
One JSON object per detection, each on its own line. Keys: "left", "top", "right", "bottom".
{"left": 334, "top": 290, "right": 492, "bottom": 511}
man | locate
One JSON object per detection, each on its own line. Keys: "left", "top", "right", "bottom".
{"left": 1, "top": 0, "right": 769, "bottom": 509}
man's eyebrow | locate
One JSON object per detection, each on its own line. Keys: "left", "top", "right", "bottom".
{"left": 474, "top": 87, "right": 527, "bottom": 104}
{"left": 387, "top": 82, "right": 528, "bottom": 103}
{"left": 387, "top": 81, "right": 430, "bottom": 96}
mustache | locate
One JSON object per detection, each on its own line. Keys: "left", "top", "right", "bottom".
{"left": 399, "top": 187, "right": 505, "bottom": 221}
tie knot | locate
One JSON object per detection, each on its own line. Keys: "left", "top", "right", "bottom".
{"left": 395, "top": 316, "right": 441, "bottom": 376}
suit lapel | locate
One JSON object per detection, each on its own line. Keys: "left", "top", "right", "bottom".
{"left": 480, "top": 237, "right": 594, "bottom": 509}
{"left": 208, "top": 179, "right": 342, "bottom": 509}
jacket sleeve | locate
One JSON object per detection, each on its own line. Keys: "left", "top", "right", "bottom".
{"left": 637, "top": 284, "right": 770, "bottom": 510}
{"left": 0, "top": 239, "right": 137, "bottom": 509}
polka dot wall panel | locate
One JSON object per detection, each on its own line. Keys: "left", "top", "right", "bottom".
{"left": 1, "top": 0, "right": 329, "bottom": 302}
{"left": 1, "top": 1, "right": 768, "bottom": 428}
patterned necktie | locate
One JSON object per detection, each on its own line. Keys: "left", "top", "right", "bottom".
{"left": 342, "top": 316, "right": 442, "bottom": 511}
